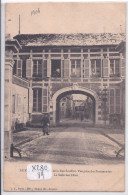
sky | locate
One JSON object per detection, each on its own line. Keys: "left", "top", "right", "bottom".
{"left": 5, "top": 2, "right": 126, "bottom": 38}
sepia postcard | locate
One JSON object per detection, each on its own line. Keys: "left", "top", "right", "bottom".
{"left": 4, "top": 2, "right": 126, "bottom": 192}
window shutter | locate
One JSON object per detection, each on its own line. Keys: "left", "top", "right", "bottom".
{"left": 61, "top": 60, "right": 64, "bottom": 77}
{"left": 42, "top": 60, "right": 47, "bottom": 79}
{"left": 115, "top": 59, "right": 120, "bottom": 76}
{"left": 12, "top": 95, "right": 15, "bottom": 113}
{"left": 115, "top": 89, "right": 120, "bottom": 113}
{"left": 109, "top": 89, "right": 114, "bottom": 114}
{"left": 103, "top": 58, "right": 109, "bottom": 77}
{"left": 29, "top": 88, "right": 33, "bottom": 113}
{"left": 13, "top": 60, "right": 17, "bottom": 75}
{"left": 47, "top": 59, "right": 51, "bottom": 77}
{"left": 84, "top": 59, "right": 90, "bottom": 78}
{"left": 17, "top": 59, "right": 22, "bottom": 77}
{"left": 26, "top": 59, "right": 33, "bottom": 79}
{"left": 64, "top": 59, "right": 70, "bottom": 77}
{"left": 42, "top": 87, "right": 48, "bottom": 113}
{"left": 120, "top": 58, "right": 125, "bottom": 77}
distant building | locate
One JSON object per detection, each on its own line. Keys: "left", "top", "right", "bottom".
{"left": 59, "top": 97, "right": 67, "bottom": 120}
{"left": 59, "top": 95, "right": 74, "bottom": 120}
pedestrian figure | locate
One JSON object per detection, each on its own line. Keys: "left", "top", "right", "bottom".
{"left": 41, "top": 114, "right": 50, "bottom": 136}
{"left": 80, "top": 112, "right": 83, "bottom": 121}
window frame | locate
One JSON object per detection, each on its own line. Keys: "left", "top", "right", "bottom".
{"left": 51, "top": 59, "right": 61, "bottom": 78}
{"left": 33, "top": 60, "right": 42, "bottom": 77}
{"left": 71, "top": 59, "right": 81, "bottom": 77}
{"left": 91, "top": 59, "right": 101, "bottom": 77}
{"left": 33, "top": 88, "right": 42, "bottom": 112}
{"left": 110, "top": 59, "right": 120, "bottom": 77}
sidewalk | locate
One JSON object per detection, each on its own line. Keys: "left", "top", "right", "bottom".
{"left": 13, "top": 126, "right": 65, "bottom": 147}
{"left": 13, "top": 128, "right": 43, "bottom": 147}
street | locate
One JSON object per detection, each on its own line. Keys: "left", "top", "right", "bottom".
{"left": 13, "top": 122, "right": 125, "bottom": 165}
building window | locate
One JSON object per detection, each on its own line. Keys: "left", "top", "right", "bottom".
{"left": 51, "top": 60, "right": 61, "bottom": 78}
{"left": 33, "top": 60, "right": 42, "bottom": 77}
{"left": 109, "top": 89, "right": 120, "bottom": 114}
{"left": 13, "top": 60, "right": 22, "bottom": 77}
{"left": 91, "top": 59, "right": 101, "bottom": 77}
{"left": 17, "top": 60, "right": 22, "bottom": 77}
{"left": 110, "top": 59, "right": 120, "bottom": 77}
{"left": 71, "top": 59, "right": 81, "bottom": 77}
{"left": 33, "top": 88, "right": 42, "bottom": 112}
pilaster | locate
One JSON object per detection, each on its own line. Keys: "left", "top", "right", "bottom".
{"left": 4, "top": 57, "right": 14, "bottom": 158}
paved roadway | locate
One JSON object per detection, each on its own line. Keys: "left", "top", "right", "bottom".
{"left": 19, "top": 125, "right": 124, "bottom": 164}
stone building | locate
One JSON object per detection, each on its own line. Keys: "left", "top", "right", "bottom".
{"left": 5, "top": 37, "right": 30, "bottom": 157}
{"left": 4, "top": 33, "right": 126, "bottom": 157}
{"left": 13, "top": 33, "right": 125, "bottom": 125}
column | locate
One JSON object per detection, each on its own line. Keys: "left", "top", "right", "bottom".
{"left": 47, "top": 49, "right": 51, "bottom": 78}
{"left": 61, "top": 49, "right": 64, "bottom": 81}
{"left": 88, "top": 49, "right": 91, "bottom": 81}
{"left": 107, "top": 47, "right": 110, "bottom": 78}
{"left": 4, "top": 56, "right": 14, "bottom": 158}
{"left": 81, "top": 49, "right": 83, "bottom": 82}
{"left": 29, "top": 80, "right": 33, "bottom": 117}
{"left": 101, "top": 48, "right": 103, "bottom": 78}
{"left": 42, "top": 80, "right": 44, "bottom": 113}
{"left": 68, "top": 49, "right": 71, "bottom": 81}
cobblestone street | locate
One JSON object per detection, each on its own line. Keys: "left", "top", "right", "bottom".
{"left": 12, "top": 121, "right": 125, "bottom": 165}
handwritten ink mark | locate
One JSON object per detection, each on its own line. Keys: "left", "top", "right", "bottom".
{"left": 31, "top": 8, "right": 40, "bottom": 16}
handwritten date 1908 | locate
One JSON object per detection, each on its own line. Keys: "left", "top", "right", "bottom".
{"left": 31, "top": 8, "right": 40, "bottom": 16}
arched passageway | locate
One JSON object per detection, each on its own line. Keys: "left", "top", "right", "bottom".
{"left": 56, "top": 90, "right": 95, "bottom": 125}
{"left": 51, "top": 86, "right": 98, "bottom": 126}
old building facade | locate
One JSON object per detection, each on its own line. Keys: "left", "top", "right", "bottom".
{"left": 4, "top": 33, "right": 126, "bottom": 157}
{"left": 5, "top": 33, "right": 126, "bottom": 129}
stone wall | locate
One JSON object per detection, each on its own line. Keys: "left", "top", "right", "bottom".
{"left": 11, "top": 83, "right": 29, "bottom": 130}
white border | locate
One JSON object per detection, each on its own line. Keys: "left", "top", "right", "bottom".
{"left": 1, "top": 0, "right": 128, "bottom": 2}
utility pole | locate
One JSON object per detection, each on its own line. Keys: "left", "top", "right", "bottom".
{"left": 120, "top": 25, "right": 122, "bottom": 34}
{"left": 18, "top": 14, "right": 20, "bottom": 34}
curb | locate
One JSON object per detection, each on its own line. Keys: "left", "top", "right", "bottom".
{"left": 14, "top": 134, "right": 42, "bottom": 147}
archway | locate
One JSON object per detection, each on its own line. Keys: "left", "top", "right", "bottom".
{"left": 56, "top": 90, "right": 95, "bottom": 124}
{"left": 51, "top": 85, "right": 98, "bottom": 126}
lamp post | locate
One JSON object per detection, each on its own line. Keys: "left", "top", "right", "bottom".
{"left": 98, "top": 86, "right": 108, "bottom": 126}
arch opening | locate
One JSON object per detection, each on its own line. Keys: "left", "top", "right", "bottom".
{"left": 52, "top": 88, "right": 97, "bottom": 126}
